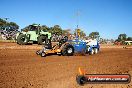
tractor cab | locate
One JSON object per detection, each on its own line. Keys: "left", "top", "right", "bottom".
{"left": 22, "top": 24, "right": 40, "bottom": 31}
{"left": 29, "top": 25, "right": 38, "bottom": 30}
{"left": 25, "top": 24, "right": 40, "bottom": 34}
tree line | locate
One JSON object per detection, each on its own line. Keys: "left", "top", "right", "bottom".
{"left": 1, "top": 18, "right": 131, "bottom": 44}
{"left": 0, "top": 18, "right": 19, "bottom": 40}
{"left": 0, "top": 18, "right": 102, "bottom": 41}
{"left": 114, "top": 34, "right": 132, "bottom": 45}
{"left": 22, "top": 23, "right": 100, "bottom": 40}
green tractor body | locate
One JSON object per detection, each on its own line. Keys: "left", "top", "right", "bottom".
{"left": 16, "top": 24, "right": 51, "bottom": 45}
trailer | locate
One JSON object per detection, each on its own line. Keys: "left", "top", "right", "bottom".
{"left": 85, "top": 39, "right": 100, "bottom": 55}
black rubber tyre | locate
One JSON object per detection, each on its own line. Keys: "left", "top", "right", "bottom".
{"left": 58, "top": 54, "right": 61, "bottom": 56}
{"left": 47, "top": 39, "right": 51, "bottom": 44}
{"left": 38, "top": 36, "right": 48, "bottom": 45}
{"left": 86, "top": 46, "right": 89, "bottom": 54}
{"left": 62, "top": 44, "right": 74, "bottom": 56}
{"left": 94, "top": 48, "right": 98, "bottom": 54}
{"left": 17, "top": 34, "right": 29, "bottom": 45}
{"left": 89, "top": 48, "right": 94, "bottom": 55}
{"left": 41, "top": 52, "right": 46, "bottom": 57}
{"left": 76, "top": 75, "right": 86, "bottom": 86}
{"left": 36, "top": 50, "right": 40, "bottom": 55}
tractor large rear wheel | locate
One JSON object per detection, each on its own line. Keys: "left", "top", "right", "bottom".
{"left": 38, "top": 36, "right": 48, "bottom": 45}
{"left": 89, "top": 48, "right": 94, "bottom": 55}
{"left": 62, "top": 44, "right": 74, "bottom": 56}
{"left": 94, "top": 48, "right": 98, "bottom": 54}
{"left": 17, "top": 34, "right": 29, "bottom": 45}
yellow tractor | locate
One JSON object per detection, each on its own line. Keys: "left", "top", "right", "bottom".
{"left": 36, "top": 36, "right": 74, "bottom": 57}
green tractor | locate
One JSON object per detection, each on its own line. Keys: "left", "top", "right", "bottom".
{"left": 16, "top": 24, "right": 51, "bottom": 45}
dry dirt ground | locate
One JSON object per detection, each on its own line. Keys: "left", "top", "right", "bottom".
{"left": 0, "top": 43, "right": 132, "bottom": 88}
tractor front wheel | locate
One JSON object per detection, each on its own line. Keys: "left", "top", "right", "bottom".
{"left": 36, "top": 50, "right": 40, "bottom": 55}
{"left": 17, "top": 34, "right": 29, "bottom": 45}
{"left": 62, "top": 44, "right": 74, "bottom": 56}
{"left": 38, "top": 36, "right": 48, "bottom": 45}
{"left": 41, "top": 52, "right": 46, "bottom": 57}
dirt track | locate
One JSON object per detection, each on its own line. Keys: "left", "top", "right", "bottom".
{"left": 0, "top": 43, "right": 132, "bottom": 88}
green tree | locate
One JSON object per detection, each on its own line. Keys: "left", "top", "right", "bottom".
{"left": 89, "top": 32, "right": 100, "bottom": 39}
{"left": 118, "top": 33, "right": 127, "bottom": 41}
{"left": 62, "top": 29, "right": 71, "bottom": 35}
{"left": 0, "top": 18, "right": 19, "bottom": 30}
{"left": 0, "top": 18, "right": 19, "bottom": 40}
{"left": 51, "top": 25, "right": 62, "bottom": 35}
{"left": 41, "top": 25, "right": 50, "bottom": 32}
{"left": 80, "top": 30, "right": 86, "bottom": 37}
{"left": 9, "top": 22, "right": 19, "bottom": 29}
{"left": 0, "top": 18, "right": 6, "bottom": 26}
{"left": 127, "top": 37, "right": 132, "bottom": 41}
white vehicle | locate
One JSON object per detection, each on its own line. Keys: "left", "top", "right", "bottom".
{"left": 85, "top": 39, "right": 100, "bottom": 55}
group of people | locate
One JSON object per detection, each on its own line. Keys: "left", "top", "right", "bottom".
{"left": 0, "top": 26, "right": 18, "bottom": 40}
{"left": 51, "top": 34, "right": 76, "bottom": 42}
{"left": 0, "top": 26, "right": 85, "bottom": 41}
{"left": 51, "top": 34, "right": 63, "bottom": 42}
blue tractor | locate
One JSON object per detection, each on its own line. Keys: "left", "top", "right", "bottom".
{"left": 36, "top": 29, "right": 100, "bottom": 57}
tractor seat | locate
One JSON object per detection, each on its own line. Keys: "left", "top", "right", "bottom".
{"left": 59, "top": 39, "right": 67, "bottom": 47}
{"left": 45, "top": 44, "right": 52, "bottom": 49}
